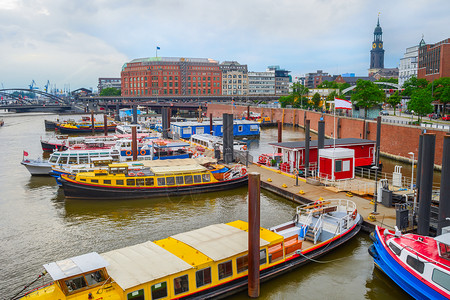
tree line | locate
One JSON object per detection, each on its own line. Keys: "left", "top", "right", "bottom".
{"left": 279, "top": 77, "right": 450, "bottom": 121}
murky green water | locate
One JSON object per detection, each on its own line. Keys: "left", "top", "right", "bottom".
{"left": 0, "top": 113, "right": 411, "bottom": 299}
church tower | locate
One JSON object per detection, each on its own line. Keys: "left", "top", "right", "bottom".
{"left": 370, "top": 17, "right": 385, "bottom": 69}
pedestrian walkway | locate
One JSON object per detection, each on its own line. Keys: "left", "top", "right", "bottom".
{"left": 247, "top": 163, "right": 397, "bottom": 232}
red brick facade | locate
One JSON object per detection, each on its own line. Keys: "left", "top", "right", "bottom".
{"left": 418, "top": 38, "right": 450, "bottom": 81}
{"left": 121, "top": 57, "right": 222, "bottom": 97}
{"left": 207, "top": 104, "right": 447, "bottom": 166}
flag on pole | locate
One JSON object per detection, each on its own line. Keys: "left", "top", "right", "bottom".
{"left": 334, "top": 97, "right": 352, "bottom": 110}
{"left": 156, "top": 46, "right": 160, "bottom": 50}
{"left": 23, "top": 150, "right": 29, "bottom": 156}
{"left": 232, "top": 99, "right": 236, "bottom": 107}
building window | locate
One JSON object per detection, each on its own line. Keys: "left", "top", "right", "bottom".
{"left": 196, "top": 267, "right": 212, "bottom": 288}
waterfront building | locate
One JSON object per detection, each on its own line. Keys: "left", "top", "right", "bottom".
{"left": 398, "top": 45, "right": 419, "bottom": 87}
{"left": 368, "top": 17, "right": 385, "bottom": 76}
{"left": 98, "top": 78, "right": 121, "bottom": 93}
{"left": 170, "top": 119, "right": 260, "bottom": 139}
{"left": 304, "top": 70, "right": 329, "bottom": 89}
{"left": 219, "top": 61, "right": 248, "bottom": 96}
{"left": 267, "top": 65, "right": 291, "bottom": 95}
{"left": 248, "top": 71, "right": 275, "bottom": 95}
{"left": 418, "top": 37, "right": 450, "bottom": 81}
{"left": 121, "top": 57, "right": 222, "bottom": 97}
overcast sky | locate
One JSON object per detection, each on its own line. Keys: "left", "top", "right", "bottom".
{"left": 0, "top": 0, "right": 449, "bottom": 91}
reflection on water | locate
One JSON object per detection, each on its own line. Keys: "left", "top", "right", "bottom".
{"left": 0, "top": 113, "right": 409, "bottom": 299}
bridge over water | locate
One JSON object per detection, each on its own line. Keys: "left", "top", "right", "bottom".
{"left": 0, "top": 88, "right": 72, "bottom": 113}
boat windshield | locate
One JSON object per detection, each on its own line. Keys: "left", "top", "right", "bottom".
{"left": 49, "top": 154, "right": 60, "bottom": 163}
{"left": 439, "top": 242, "right": 450, "bottom": 260}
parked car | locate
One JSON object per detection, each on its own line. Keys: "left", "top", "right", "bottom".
{"left": 428, "top": 113, "right": 440, "bottom": 119}
{"left": 442, "top": 115, "right": 450, "bottom": 121}
{"left": 380, "top": 110, "right": 389, "bottom": 116}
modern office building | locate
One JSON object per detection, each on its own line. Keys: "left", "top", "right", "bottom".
{"left": 418, "top": 37, "right": 450, "bottom": 81}
{"left": 267, "top": 65, "right": 291, "bottom": 95}
{"left": 121, "top": 57, "right": 222, "bottom": 97}
{"left": 248, "top": 71, "right": 275, "bottom": 95}
{"left": 398, "top": 45, "right": 419, "bottom": 87}
{"left": 219, "top": 61, "right": 248, "bottom": 96}
{"left": 98, "top": 78, "right": 121, "bottom": 93}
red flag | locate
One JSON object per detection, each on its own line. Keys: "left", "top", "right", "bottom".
{"left": 23, "top": 150, "right": 29, "bottom": 156}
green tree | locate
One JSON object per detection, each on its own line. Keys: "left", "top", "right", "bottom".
{"left": 311, "top": 93, "right": 321, "bottom": 110}
{"left": 431, "top": 77, "right": 450, "bottom": 114}
{"left": 100, "top": 87, "right": 121, "bottom": 96}
{"left": 376, "top": 78, "right": 398, "bottom": 84}
{"left": 402, "top": 76, "right": 429, "bottom": 96}
{"left": 326, "top": 91, "right": 340, "bottom": 111}
{"left": 350, "top": 79, "right": 385, "bottom": 118}
{"left": 386, "top": 91, "right": 401, "bottom": 115}
{"left": 408, "top": 89, "right": 433, "bottom": 122}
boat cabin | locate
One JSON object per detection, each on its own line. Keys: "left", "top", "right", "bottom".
{"left": 436, "top": 233, "right": 450, "bottom": 260}
{"left": 48, "top": 149, "right": 120, "bottom": 165}
{"left": 269, "top": 138, "right": 376, "bottom": 174}
{"left": 43, "top": 252, "right": 110, "bottom": 296}
{"left": 319, "top": 148, "right": 355, "bottom": 181}
{"left": 170, "top": 120, "right": 260, "bottom": 139}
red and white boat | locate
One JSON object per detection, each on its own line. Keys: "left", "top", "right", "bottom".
{"left": 369, "top": 226, "right": 450, "bottom": 299}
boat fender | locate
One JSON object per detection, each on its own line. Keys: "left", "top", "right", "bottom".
{"left": 128, "top": 172, "right": 136, "bottom": 177}
{"left": 352, "top": 209, "right": 357, "bottom": 220}
{"left": 368, "top": 244, "right": 378, "bottom": 259}
{"left": 369, "top": 232, "right": 377, "bottom": 243}
{"left": 125, "top": 150, "right": 132, "bottom": 156}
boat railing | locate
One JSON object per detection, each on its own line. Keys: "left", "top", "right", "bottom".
{"left": 296, "top": 199, "right": 356, "bottom": 216}
{"left": 312, "top": 214, "right": 323, "bottom": 244}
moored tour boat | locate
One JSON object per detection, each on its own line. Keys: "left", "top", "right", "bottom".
{"left": 57, "top": 122, "right": 117, "bottom": 133}
{"left": 59, "top": 158, "right": 248, "bottom": 199}
{"left": 16, "top": 199, "right": 361, "bottom": 299}
{"left": 369, "top": 226, "right": 450, "bottom": 299}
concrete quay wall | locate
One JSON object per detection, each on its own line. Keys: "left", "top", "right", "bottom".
{"left": 207, "top": 103, "right": 448, "bottom": 167}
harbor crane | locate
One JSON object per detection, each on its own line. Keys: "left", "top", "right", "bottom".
{"left": 29, "top": 80, "right": 39, "bottom": 90}
{"left": 44, "top": 80, "right": 50, "bottom": 93}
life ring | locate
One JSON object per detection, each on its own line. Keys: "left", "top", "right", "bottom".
{"left": 140, "top": 149, "right": 146, "bottom": 155}
{"left": 242, "top": 145, "right": 247, "bottom": 151}
{"left": 241, "top": 168, "right": 247, "bottom": 176}
{"left": 352, "top": 209, "right": 357, "bottom": 220}
{"left": 128, "top": 172, "right": 136, "bottom": 177}
{"left": 137, "top": 172, "right": 145, "bottom": 176}
{"left": 125, "top": 150, "right": 132, "bottom": 156}
{"left": 314, "top": 200, "right": 323, "bottom": 208}
{"left": 293, "top": 168, "right": 299, "bottom": 176}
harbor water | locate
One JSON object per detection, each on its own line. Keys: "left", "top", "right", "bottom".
{"left": 0, "top": 113, "right": 413, "bottom": 299}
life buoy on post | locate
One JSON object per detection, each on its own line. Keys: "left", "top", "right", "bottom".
{"left": 242, "top": 145, "right": 247, "bottom": 151}
{"left": 125, "top": 150, "right": 132, "bottom": 156}
{"left": 140, "top": 149, "right": 146, "bottom": 156}
{"left": 314, "top": 200, "right": 323, "bottom": 208}
{"left": 293, "top": 168, "right": 299, "bottom": 176}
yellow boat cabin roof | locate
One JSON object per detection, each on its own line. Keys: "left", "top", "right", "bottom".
{"left": 227, "top": 220, "right": 284, "bottom": 245}
{"left": 171, "top": 223, "right": 270, "bottom": 262}
{"left": 101, "top": 241, "right": 193, "bottom": 291}
{"left": 150, "top": 164, "right": 207, "bottom": 175}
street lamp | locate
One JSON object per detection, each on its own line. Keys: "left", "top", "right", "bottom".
{"left": 408, "top": 152, "right": 414, "bottom": 191}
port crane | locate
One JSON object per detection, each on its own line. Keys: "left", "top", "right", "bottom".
{"left": 44, "top": 80, "right": 50, "bottom": 93}
{"left": 29, "top": 80, "right": 39, "bottom": 90}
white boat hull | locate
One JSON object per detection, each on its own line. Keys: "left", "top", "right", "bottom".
{"left": 21, "top": 160, "right": 52, "bottom": 175}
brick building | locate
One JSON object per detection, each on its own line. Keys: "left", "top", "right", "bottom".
{"left": 418, "top": 37, "right": 450, "bottom": 81}
{"left": 121, "top": 57, "right": 222, "bottom": 97}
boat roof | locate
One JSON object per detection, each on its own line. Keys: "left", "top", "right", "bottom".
{"left": 435, "top": 233, "right": 450, "bottom": 245}
{"left": 153, "top": 142, "right": 190, "bottom": 149}
{"left": 150, "top": 164, "right": 207, "bottom": 175}
{"left": 44, "top": 252, "right": 109, "bottom": 281}
{"left": 101, "top": 241, "right": 193, "bottom": 291}
{"left": 171, "top": 223, "right": 270, "bottom": 262}
{"left": 270, "top": 138, "right": 375, "bottom": 149}
{"left": 140, "top": 157, "right": 216, "bottom": 168}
